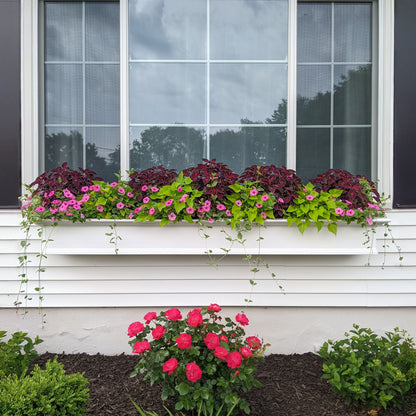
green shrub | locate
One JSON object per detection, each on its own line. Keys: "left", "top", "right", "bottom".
{"left": 0, "top": 356, "right": 89, "bottom": 415}
{"left": 319, "top": 324, "right": 416, "bottom": 411}
{"left": 0, "top": 330, "right": 43, "bottom": 378}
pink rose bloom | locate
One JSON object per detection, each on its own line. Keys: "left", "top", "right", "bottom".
{"left": 256, "top": 203, "right": 263, "bottom": 209}
{"left": 204, "top": 332, "right": 220, "bottom": 350}
{"left": 187, "top": 311, "right": 203, "bottom": 327}
{"left": 127, "top": 321, "right": 145, "bottom": 337}
{"left": 186, "top": 206, "right": 194, "bottom": 215}
{"left": 110, "top": 182, "right": 118, "bottom": 187}
{"left": 133, "top": 340, "right": 151, "bottom": 354}
{"left": 247, "top": 336, "right": 261, "bottom": 350}
{"left": 144, "top": 311, "right": 157, "bottom": 324}
{"left": 186, "top": 362, "right": 202, "bottom": 383}
{"left": 214, "top": 346, "right": 228, "bottom": 360}
{"left": 226, "top": 351, "right": 242, "bottom": 369}
{"left": 207, "top": 303, "right": 221, "bottom": 313}
{"left": 176, "top": 333, "right": 192, "bottom": 349}
{"left": 117, "top": 202, "right": 124, "bottom": 209}
{"left": 334, "top": 208, "right": 345, "bottom": 216}
{"left": 143, "top": 197, "right": 150, "bottom": 204}
{"left": 141, "top": 185, "right": 148, "bottom": 191}
{"left": 220, "top": 335, "right": 228, "bottom": 343}
{"left": 261, "top": 194, "right": 269, "bottom": 201}
{"left": 235, "top": 313, "right": 249, "bottom": 326}
{"left": 346, "top": 209, "right": 355, "bottom": 217}
{"left": 152, "top": 325, "right": 165, "bottom": 340}
{"left": 249, "top": 189, "right": 258, "bottom": 196}
{"left": 118, "top": 187, "right": 125, "bottom": 194}
{"left": 168, "top": 212, "right": 176, "bottom": 221}
{"left": 177, "top": 187, "right": 183, "bottom": 192}
{"left": 235, "top": 200, "right": 242, "bottom": 207}
{"left": 127, "top": 192, "right": 134, "bottom": 198}
{"left": 165, "top": 308, "right": 182, "bottom": 321}
{"left": 240, "top": 346, "right": 253, "bottom": 358}
{"left": 148, "top": 207, "right": 155, "bottom": 215}
{"left": 163, "top": 358, "right": 178, "bottom": 375}
{"left": 225, "top": 210, "right": 232, "bottom": 217}
{"left": 216, "top": 204, "right": 226, "bottom": 211}
{"left": 306, "top": 195, "right": 314, "bottom": 201}
{"left": 151, "top": 187, "right": 159, "bottom": 192}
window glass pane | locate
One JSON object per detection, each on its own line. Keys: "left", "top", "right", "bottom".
{"left": 210, "top": 0, "right": 288, "bottom": 60}
{"left": 297, "top": 65, "right": 331, "bottom": 125}
{"left": 129, "top": 0, "right": 206, "bottom": 60}
{"left": 85, "top": 127, "right": 120, "bottom": 181}
{"left": 45, "top": 64, "right": 83, "bottom": 125}
{"left": 86, "top": 64, "right": 120, "bottom": 125}
{"left": 297, "top": 3, "right": 331, "bottom": 63}
{"left": 296, "top": 128, "right": 330, "bottom": 182}
{"left": 45, "top": 127, "right": 84, "bottom": 171}
{"left": 130, "top": 63, "right": 206, "bottom": 124}
{"left": 45, "top": 2, "right": 82, "bottom": 62}
{"left": 210, "top": 63, "right": 287, "bottom": 124}
{"left": 333, "top": 64, "right": 372, "bottom": 125}
{"left": 86, "top": 2, "right": 120, "bottom": 62}
{"left": 334, "top": 3, "right": 372, "bottom": 63}
{"left": 129, "top": 126, "right": 205, "bottom": 171}
{"left": 333, "top": 127, "right": 371, "bottom": 177}
{"left": 210, "top": 126, "right": 286, "bottom": 174}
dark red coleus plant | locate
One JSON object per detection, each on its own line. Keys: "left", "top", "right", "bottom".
{"left": 239, "top": 165, "right": 302, "bottom": 217}
{"left": 310, "top": 169, "right": 381, "bottom": 209}
{"left": 182, "top": 159, "right": 239, "bottom": 202}
{"left": 29, "top": 162, "right": 101, "bottom": 209}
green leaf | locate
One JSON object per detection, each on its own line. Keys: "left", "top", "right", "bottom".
{"left": 327, "top": 222, "right": 337, "bottom": 235}
{"left": 176, "top": 382, "right": 190, "bottom": 396}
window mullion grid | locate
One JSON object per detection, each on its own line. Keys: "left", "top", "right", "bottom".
{"left": 206, "top": 0, "right": 210, "bottom": 161}
{"left": 330, "top": 2, "right": 335, "bottom": 170}
{"left": 287, "top": 0, "right": 297, "bottom": 170}
{"left": 82, "top": 2, "right": 86, "bottom": 170}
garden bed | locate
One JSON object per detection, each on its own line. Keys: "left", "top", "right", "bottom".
{"left": 31, "top": 352, "right": 416, "bottom": 416}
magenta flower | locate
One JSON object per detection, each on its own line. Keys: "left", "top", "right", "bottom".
{"left": 334, "top": 208, "right": 345, "bottom": 216}
{"left": 81, "top": 194, "right": 90, "bottom": 202}
{"left": 49, "top": 208, "right": 58, "bottom": 214}
{"left": 118, "top": 187, "right": 125, "bottom": 194}
{"left": 179, "top": 194, "right": 188, "bottom": 202}
{"left": 306, "top": 195, "right": 314, "bottom": 201}
{"left": 168, "top": 212, "right": 176, "bottom": 221}
{"left": 48, "top": 190, "right": 55, "bottom": 197}
{"left": 261, "top": 194, "right": 269, "bottom": 201}
{"left": 143, "top": 197, "right": 150, "bottom": 204}
{"left": 278, "top": 197, "right": 284, "bottom": 203}
{"left": 203, "top": 205, "right": 210, "bottom": 212}
{"left": 117, "top": 202, "right": 124, "bottom": 209}
{"left": 226, "top": 209, "right": 232, "bottom": 217}
{"left": 249, "top": 189, "right": 258, "bottom": 196}
{"left": 141, "top": 185, "right": 148, "bottom": 191}
{"left": 81, "top": 186, "right": 89, "bottom": 193}
{"left": 256, "top": 203, "right": 263, "bottom": 208}
{"left": 177, "top": 186, "right": 183, "bottom": 192}
{"left": 261, "top": 212, "right": 267, "bottom": 219}
{"left": 151, "top": 187, "right": 158, "bottom": 192}
{"left": 127, "top": 192, "right": 134, "bottom": 198}
{"left": 110, "top": 182, "right": 117, "bottom": 187}
{"left": 235, "top": 200, "right": 242, "bottom": 207}
{"left": 134, "top": 207, "right": 143, "bottom": 214}
{"left": 216, "top": 204, "right": 226, "bottom": 211}
{"left": 366, "top": 215, "right": 373, "bottom": 225}
{"left": 92, "top": 184, "right": 100, "bottom": 192}
{"left": 346, "top": 209, "right": 355, "bottom": 217}
{"left": 129, "top": 213, "right": 134, "bottom": 219}
{"left": 35, "top": 206, "right": 45, "bottom": 213}
{"left": 186, "top": 206, "right": 194, "bottom": 214}
{"left": 148, "top": 207, "right": 155, "bottom": 215}
{"left": 208, "top": 218, "right": 214, "bottom": 223}
{"left": 165, "top": 199, "right": 174, "bottom": 207}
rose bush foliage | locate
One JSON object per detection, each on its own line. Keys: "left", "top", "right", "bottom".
{"left": 21, "top": 160, "right": 386, "bottom": 233}
{"left": 128, "top": 305, "right": 266, "bottom": 415}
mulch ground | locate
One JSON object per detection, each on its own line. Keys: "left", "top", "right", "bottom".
{"left": 31, "top": 352, "right": 416, "bottom": 416}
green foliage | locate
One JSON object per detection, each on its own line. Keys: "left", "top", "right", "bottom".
{"left": 129, "top": 306, "right": 266, "bottom": 415}
{"left": 0, "top": 331, "right": 43, "bottom": 378}
{"left": 319, "top": 324, "right": 416, "bottom": 411}
{"left": 0, "top": 356, "right": 89, "bottom": 416}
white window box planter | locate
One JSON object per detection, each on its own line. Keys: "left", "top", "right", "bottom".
{"left": 41, "top": 219, "right": 385, "bottom": 256}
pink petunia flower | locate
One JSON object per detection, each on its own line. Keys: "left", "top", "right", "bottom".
{"left": 110, "top": 182, "right": 118, "bottom": 187}
{"left": 165, "top": 199, "right": 174, "bottom": 207}
{"left": 249, "top": 189, "right": 258, "bottom": 196}
{"left": 92, "top": 184, "right": 100, "bottom": 192}
{"left": 346, "top": 209, "right": 355, "bottom": 217}
{"left": 143, "top": 197, "right": 150, "bottom": 204}
{"left": 366, "top": 215, "right": 373, "bottom": 226}
{"left": 117, "top": 202, "right": 125, "bottom": 209}
{"left": 81, "top": 186, "right": 89, "bottom": 193}
{"left": 261, "top": 194, "right": 269, "bottom": 201}
{"left": 134, "top": 207, "right": 143, "bottom": 214}
{"left": 118, "top": 187, "right": 125, "bottom": 194}
{"left": 256, "top": 203, "right": 263, "bottom": 209}
{"left": 203, "top": 205, "right": 211, "bottom": 212}
{"left": 306, "top": 195, "right": 314, "bottom": 201}
{"left": 261, "top": 212, "right": 267, "bottom": 219}
{"left": 151, "top": 187, "right": 159, "bottom": 192}
{"left": 225, "top": 210, "right": 232, "bottom": 217}
{"left": 148, "top": 207, "right": 155, "bottom": 215}
{"left": 35, "top": 206, "right": 45, "bottom": 213}
{"left": 141, "top": 185, "right": 148, "bottom": 191}
{"left": 177, "top": 187, "right": 183, "bottom": 192}
{"left": 216, "top": 204, "right": 226, "bottom": 211}
{"left": 127, "top": 192, "right": 134, "bottom": 198}
{"left": 278, "top": 198, "right": 284, "bottom": 204}
{"left": 168, "top": 212, "right": 176, "bottom": 221}
{"left": 334, "top": 208, "right": 345, "bottom": 216}
{"left": 235, "top": 200, "right": 242, "bottom": 207}
{"left": 186, "top": 206, "right": 194, "bottom": 214}
{"left": 208, "top": 218, "right": 214, "bottom": 223}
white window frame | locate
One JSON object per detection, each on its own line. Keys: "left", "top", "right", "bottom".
{"left": 20, "top": 0, "right": 395, "bottom": 208}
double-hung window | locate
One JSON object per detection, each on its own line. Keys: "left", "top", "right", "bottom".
{"left": 40, "top": 0, "right": 376, "bottom": 183}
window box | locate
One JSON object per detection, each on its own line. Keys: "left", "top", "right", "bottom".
{"left": 43, "top": 219, "right": 384, "bottom": 256}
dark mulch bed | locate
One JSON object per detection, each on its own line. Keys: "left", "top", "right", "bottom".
{"left": 31, "top": 352, "right": 416, "bottom": 416}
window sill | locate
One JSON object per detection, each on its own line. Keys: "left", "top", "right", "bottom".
{"left": 42, "top": 219, "right": 385, "bottom": 256}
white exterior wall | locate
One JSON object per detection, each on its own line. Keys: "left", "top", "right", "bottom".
{"left": 1, "top": 209, "right": 415, "bottom": 354}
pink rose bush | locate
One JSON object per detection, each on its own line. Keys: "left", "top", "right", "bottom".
{"left": 128, "top": 306, "right": 266, "bottom": 415}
